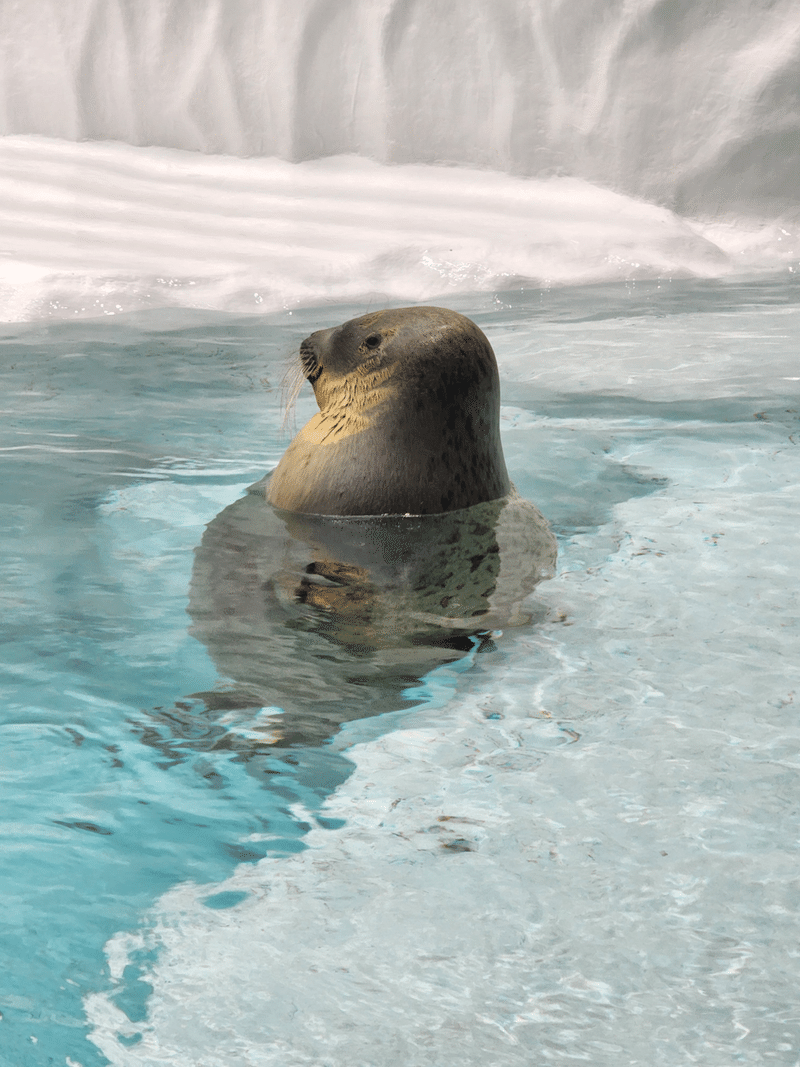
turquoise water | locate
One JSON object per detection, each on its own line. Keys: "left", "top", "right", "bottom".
{"left": 2, "top": 278, "right": 799, "bottom": 1066}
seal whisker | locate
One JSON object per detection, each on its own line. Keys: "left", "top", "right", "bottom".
{"left": 299, "top": 341, "right": 322, "bottom": 385}
{"left": 280, "top": 352, "right": 307, "bottom": 433}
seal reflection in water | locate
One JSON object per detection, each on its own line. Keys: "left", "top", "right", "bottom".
{"left": 187, "top": 306, "right": 556, "bottom": 748}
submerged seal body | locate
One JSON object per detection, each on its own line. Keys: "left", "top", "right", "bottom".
{"left": 265, "top": 306, "right": 511, "bottom": 516}
{"left": 182, "top": 307, "right": 556, "bottom": 750}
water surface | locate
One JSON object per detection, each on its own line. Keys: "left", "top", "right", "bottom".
{"left": 2, "top": 278, "right": 799, "bottom": 1066}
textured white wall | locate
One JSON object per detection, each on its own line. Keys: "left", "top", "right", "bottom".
{"left": 1, "top": 0, "right": 799, "bottom": 214}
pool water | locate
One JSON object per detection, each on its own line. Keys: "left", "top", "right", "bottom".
{"left": 2, "top": 277, "right": 799, "bottom": 1066}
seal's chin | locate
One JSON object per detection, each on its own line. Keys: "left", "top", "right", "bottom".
{"left": 299, "top": 343, "right": 322, "bottom": 385}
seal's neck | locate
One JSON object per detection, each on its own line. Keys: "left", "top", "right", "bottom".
{"left": 306, "top": 363, "right": 395, "bottom": 446}
{"left": 266, "top": 382, "right": 510, "bottom": 516}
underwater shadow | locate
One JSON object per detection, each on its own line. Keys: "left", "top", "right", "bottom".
{"left": 177, "top": 488, "right": 557, "bottom": 752}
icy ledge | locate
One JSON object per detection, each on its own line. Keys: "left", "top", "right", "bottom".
{"left": 1, "top": 136, "right": 796, "bottom": 322}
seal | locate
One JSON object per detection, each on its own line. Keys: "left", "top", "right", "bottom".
{"left": 265, "top": 305, "right": 511, "bottom": 516}
{"left": 181, "top": 306, "right": 556, "bottom": 750}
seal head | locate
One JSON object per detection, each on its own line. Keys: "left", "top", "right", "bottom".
{"left": 266, "top": 306, "right": 511, "bottom": 516}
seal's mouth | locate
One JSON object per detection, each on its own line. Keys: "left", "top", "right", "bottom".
{"left": 299, "top": 342, "right": 322, "bottom": 385}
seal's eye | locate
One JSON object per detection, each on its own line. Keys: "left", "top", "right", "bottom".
{"left": 364, "top": 333, "right": 382, "bottom": 349}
